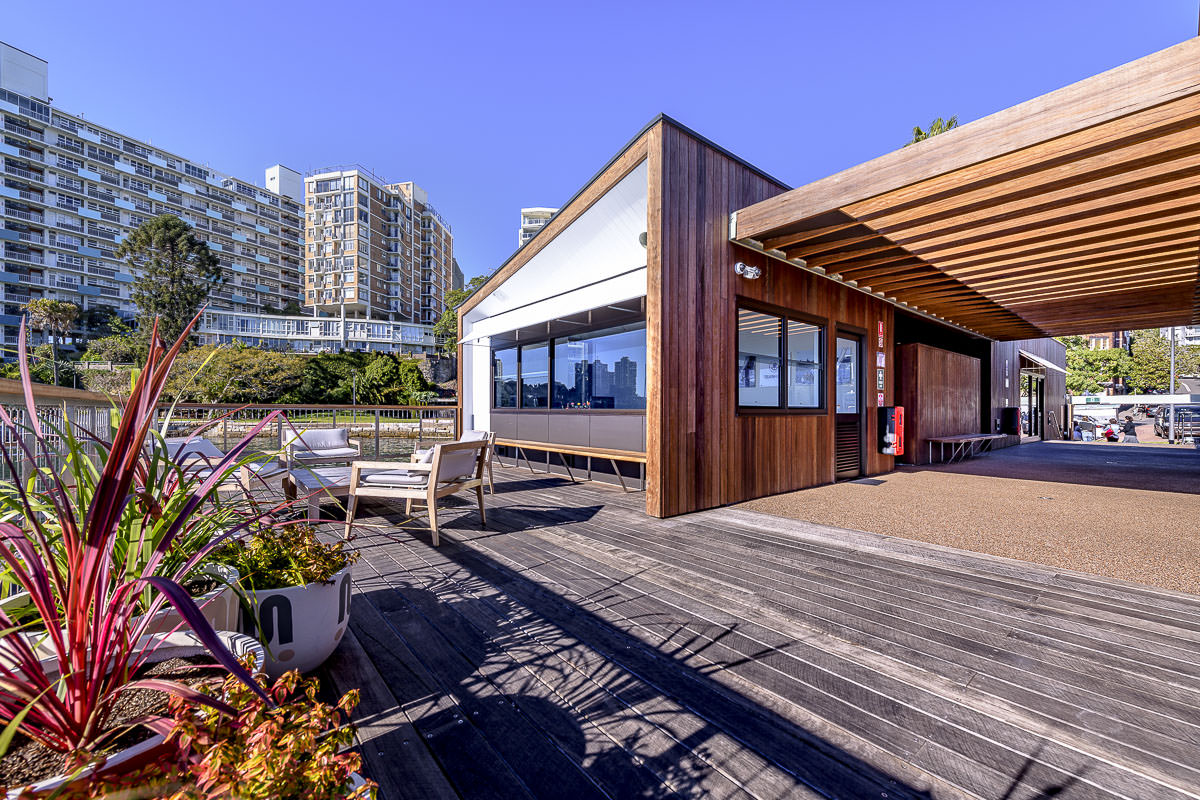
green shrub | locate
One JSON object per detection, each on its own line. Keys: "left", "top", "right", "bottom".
{"left": 213, "top": 524, "right": 358, "bottom": 591}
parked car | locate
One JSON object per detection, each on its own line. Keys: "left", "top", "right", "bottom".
{"left": 1155, "top": 405, "right": 1200, "bottom": 439}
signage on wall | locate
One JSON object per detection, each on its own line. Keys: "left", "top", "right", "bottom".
{"left": 877, "top": 391, "right": 885, "bottom": 405}
{"left": 876, "top": 351, "right": 885, "bottom": 368}
{"left": 877, "top": 320, "right": 885, "bottom": 349}
{"left": 876, "top": 368, "right": 885, "bottom": 391}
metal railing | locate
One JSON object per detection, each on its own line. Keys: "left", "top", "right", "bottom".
{"left": 156, "top": 404, "right": 458, "bottom": 461}
{"left": 0, "top": 401, "right": 113, "bottom": 482}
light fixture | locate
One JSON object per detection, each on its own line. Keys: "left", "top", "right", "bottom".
{"left": 734, "top": 262, "right": 762, "bottom": 279}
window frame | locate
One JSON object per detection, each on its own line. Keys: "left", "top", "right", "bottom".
{"left": 489, "top": 320, "right": 647, "bottom": 414}
{"left": 735, "top": 299, "right": 828, "bottom": 415}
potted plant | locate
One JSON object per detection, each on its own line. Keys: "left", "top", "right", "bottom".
{"left": 0, "top": 317, "right": 292, "bottom": 793}
{"left": 72, "top": 669, "right": 376, "bottom": 799}
{"left": 213, "top": 525, "right": 358, "bottom": 678}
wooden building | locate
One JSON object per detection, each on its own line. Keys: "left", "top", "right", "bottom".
{"left": 459, "top": 38, "right": 1200, "bottom": 518}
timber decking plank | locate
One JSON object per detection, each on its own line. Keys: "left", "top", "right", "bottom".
{"left": 349, "top": 568, "right": 537, "bottom": 800}
{"left": 362, "top": 530, "right": 742, "bottom": 800}
{"left": 373, "top": 524, "right": 825, "bottom": 800}
{"left": 477, "top": 514, "right": 1190, "bottom": 799}
{"left": 321, "top": 627, "right": 460, "bottom": 800}
{"left": 331, "top": 471, "right": 1200, "bottom": 800}
{"left": 377, "top": 509, "right": 935, "bottom": 799}
{"left": 355, "top": 555, "right": 620, "bottom": 800}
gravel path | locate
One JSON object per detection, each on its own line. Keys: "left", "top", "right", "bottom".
{"left": 738, "top": 440, "right": 1200, "bottom": 594}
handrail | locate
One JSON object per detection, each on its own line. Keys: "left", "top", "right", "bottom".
{"left": 157, "top": 403, "right": 455, "bottom": 411}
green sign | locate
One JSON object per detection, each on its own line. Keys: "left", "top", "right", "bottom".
{"left": 1085, "top": 397, "right": 1101, "bottom": 404}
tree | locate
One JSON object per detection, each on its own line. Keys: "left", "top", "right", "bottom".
{"left": 1124, "top": 329, "right": 1200, "bottom": 394}
{"left": 906, "top": 116, "right": 959, "bottom": 146}
{"left": 82, "top": 334, "right": 144, "bottom": 365}
{"left": 433, "top": 276, "right": 487, "bottom": 355}
{"left": 165, "top": 344, "right": 306, "bottom": 404}
{"left": 23, "top": 298, "right": 79, "bottom": 385}
{"left": 1064, "top": 345, "right": 1129, "bottom": 395}
{"left": 356, "top": 355, "right": 437, "bottom": 405}
{"left": 116, "top": 214, "right": 223, "bottom": 347}
{"left": 0, "top": 344, "right": 77, "bottom": 388}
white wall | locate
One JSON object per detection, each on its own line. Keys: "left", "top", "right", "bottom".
{"left": 265, "top": 165, "right": 303, "bottom": 201}
{"left": 0, "top": 43, "right": 48, "bottom": 101}
{"left": 462, "top": 160, "right": 648, "bottom": 432}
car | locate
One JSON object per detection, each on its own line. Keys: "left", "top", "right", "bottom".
{"left": 1155, "top": 405, "right": 1200, "bottom": 439}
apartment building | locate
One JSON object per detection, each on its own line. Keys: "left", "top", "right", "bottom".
{"left": 519, "top": 207, "right": 556, "bottom": 246}
{"left": 1163, "top": 325, "right": 1200, "bottom": 347}
{"left": 196, "top": 308, "right": 438, "bottom": 354}
{"left": 0, "top": 42, "right": 308, "bottom": 349}
{"left": 304, "top": 168, "right": 454, "bottom": 326}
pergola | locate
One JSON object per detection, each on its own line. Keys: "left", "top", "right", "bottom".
{"left": 730, "top": 37, "right": 1200, "bottom": 340}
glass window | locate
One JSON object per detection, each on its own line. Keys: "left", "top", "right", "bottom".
{"left": 520, "top": 343, "right": 549, "bottom": 408}
{"left": 787, "top": 320, "right": 822, "bottom": 408}
{"left": 553, "top": 323, "right": 646, "bottom": 409}
{"left": 738, "top": 309, "right": 782, "bottom": 407}
{"left": 835, "top": 336, "right": 860, "bottom": 413}
{"left": 492, "top": 347, "right": 518, "bottom": 408}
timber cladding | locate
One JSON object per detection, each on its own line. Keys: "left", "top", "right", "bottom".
{"left": 647, "top": 120, "right": 896, "bottom": 518}
{"left": 894, "top": 344, "right": 982, "bottom": 465}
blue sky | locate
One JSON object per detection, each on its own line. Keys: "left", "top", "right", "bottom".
{"left": 3, "top": 1, "right": 1195, "bottom": 281}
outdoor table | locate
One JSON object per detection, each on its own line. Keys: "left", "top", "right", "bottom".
{"left": 283, "top": 465, "right": 353, "bottom": 519}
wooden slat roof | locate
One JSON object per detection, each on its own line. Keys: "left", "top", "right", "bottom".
{"left": 731, "top": 37, "right": 1200, "bottom": 340}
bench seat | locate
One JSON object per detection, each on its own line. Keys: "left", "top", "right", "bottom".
{"left": 494, "top": 438, "right": 646, "bottom": 491}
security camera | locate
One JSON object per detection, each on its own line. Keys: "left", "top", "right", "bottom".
{"left": 734, "top": 262, "right": 762, "bottom": 279}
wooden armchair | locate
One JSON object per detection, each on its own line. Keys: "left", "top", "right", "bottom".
{"left": 411, "top": 430, "right": 496, "bottom": 494}
{"left": 344, "top": 439, "right": 488, "bottom": 545}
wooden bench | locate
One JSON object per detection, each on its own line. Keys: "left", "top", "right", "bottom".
{"left": 495, "top": 438, "right": 646, "bottom": 492}
{"left": 926, "top": 433, "right": 1007, "bottom": 464}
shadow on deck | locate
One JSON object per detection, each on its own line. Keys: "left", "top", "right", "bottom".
{"left": 318, "top": 467, "right": 1200, "bottom": 800}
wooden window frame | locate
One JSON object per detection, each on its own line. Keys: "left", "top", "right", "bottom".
{"left": 736, "top": 298, "right": 828, "bottom": 416}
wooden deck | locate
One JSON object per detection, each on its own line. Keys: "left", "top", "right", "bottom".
{"left": 319, "top": 469, "right": 1200, "bottom": 800}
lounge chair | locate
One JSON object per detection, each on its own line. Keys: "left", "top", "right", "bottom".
{"left": 411, "top": 430, "right": 496, "bottom": 494}
{"left": 163, "top": 436, "right": 287, "bottom": 492}
{"left": 343, "top": 439, "right": 488, "bottom": 545}
{"left": 286, "top": 428, "right": 362, "bottom": 468}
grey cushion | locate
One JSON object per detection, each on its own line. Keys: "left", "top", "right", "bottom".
{"left": 166, "top": 437, "right": 225, "bottom": 462}
{"left": 460, "top": 429, "right": 489, "bottom": 443}
{"left": 362, "top": 469, "right": 428, "bottom": 487}
{"left": 413, "top": 448, "right": 434, "bottom": 463}
{"left": 292, "top": 429, "right": 350, "bottom": 452}
{"left": 291, "top": 446, "right": 359, "bottom": 460}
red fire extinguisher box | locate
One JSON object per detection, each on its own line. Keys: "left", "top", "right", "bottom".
{"left": 878, "top": 406, "right": 904, "bottom": 456}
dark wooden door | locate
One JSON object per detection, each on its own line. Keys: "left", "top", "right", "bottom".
{"left": 834, "top": 335, "right": 862, "bottom": 479}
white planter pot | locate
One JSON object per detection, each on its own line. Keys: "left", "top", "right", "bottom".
{"left": 4, "top": 631, "right": 264, "bottom": 800}
{"left": 144, "top": 563, "right": 242, "bottom": 635}
{"left": 238, "top": 565, "right": 352, "bottom": 678}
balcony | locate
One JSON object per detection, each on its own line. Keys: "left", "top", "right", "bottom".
{"left": 3, "top": 249, "right": 45, "bottom": 265}
{"left": 3, "top": 120, "right": 44, "bottom": 142}
{"left": 3, "top": 207, "right": 42, "bottom": 223}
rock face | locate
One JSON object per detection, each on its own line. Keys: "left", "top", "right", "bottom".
{"left": 416, "top": 354, "right": 457, "bottom": 385}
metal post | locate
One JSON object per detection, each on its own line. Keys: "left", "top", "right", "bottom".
{"left": 1169, "top": 326, "right": 1177, "bottom": 444}
{"left": 374, "top": 409, "right": 381, "bottom": 459}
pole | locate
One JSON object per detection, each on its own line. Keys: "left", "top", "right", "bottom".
{"left": 1169, "top": 326, "right": 1177, "bottom": 444}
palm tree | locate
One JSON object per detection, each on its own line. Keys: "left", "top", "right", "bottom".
{"left": 23, "top": 298, "right": 79, "bottom": 385}
{"left": 906, "top": 116, "right": 959, "bottom": 146}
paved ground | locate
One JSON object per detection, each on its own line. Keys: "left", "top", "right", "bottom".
{"left": 322, "top": 469, "right": 1200, "bottom": 800}
{"left": 738, "top": 441, "right": 1200, "bottom": 594}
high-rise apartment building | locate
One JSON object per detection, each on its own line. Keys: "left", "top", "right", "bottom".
{"left": 519, "top": 207, "right": 556, "bottom": 246}
{"left": 304, "top": 168, "right": 453, "bottom": 326}
{"left": 0, "top": 42, "right": 308, "bottom": 347}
